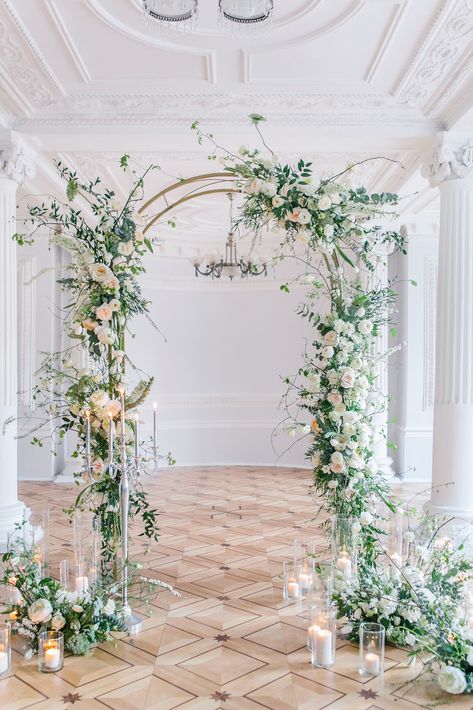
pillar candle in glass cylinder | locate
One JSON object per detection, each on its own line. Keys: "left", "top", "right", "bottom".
{"left": 331, "top": 516, "right": 358, "bottom": 584}
{"left": 38, "top": 631, "right": 64, "bottom": 673}
{"left": 310, "top": 605, "right": 336, "bottom": 668}
{"left": 283, "top": 560, "right": 302, "bottom": 601}
{"left": 0, "top": 624, "right": 11, "bottom": 677}
{"left": 359, "top": 622, "right": 385, "bottom": 677}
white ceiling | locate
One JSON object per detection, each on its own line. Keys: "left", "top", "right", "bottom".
{"left": 2, "top": 0, "right": 473, "bottom": 249}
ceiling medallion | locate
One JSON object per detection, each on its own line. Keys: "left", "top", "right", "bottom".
{"left": 142, "top": 0, "right": 198, "bottom": 28}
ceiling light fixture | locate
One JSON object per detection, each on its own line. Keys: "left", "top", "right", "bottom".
{"left": 218, "top": 0, "right": 274, "bottom": 28}
{"left": 194, "top": 193, "right": 268, "bottom": 281}
{"left": 142, "top": 0, "right": 198, "bottom": 28}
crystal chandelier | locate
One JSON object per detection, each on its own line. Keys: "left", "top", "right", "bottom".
{"left": 218, "top": 0, "right": 274, "bottom": 27}
{"left": 142, "top": 0, "right": 198, "bottom": 28}
{"left": 194, "top": 193, "right": 267, "bottom": 281}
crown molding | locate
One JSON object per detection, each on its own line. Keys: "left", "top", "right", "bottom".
{"left": 0, "top": 0, "right": 64, "bottom": 116}
{"left": 395, "top": 0, "right": 473, "bottom": 116}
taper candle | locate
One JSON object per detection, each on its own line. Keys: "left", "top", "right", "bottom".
{"left": 153, "top": 401, "right": 157, "bottom": 449}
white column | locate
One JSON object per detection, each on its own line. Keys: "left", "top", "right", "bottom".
{"left": 0, "top": 138, "right": 34, "bottom": 547}
{"left": 425, "top": 134, "right": 473, "bottom": 516}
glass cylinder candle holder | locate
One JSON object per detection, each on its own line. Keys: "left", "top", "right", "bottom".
{"left": 359, "top": 622, "right": 385, "bottom": 677}
{"left": 283, "top": 560, "right": 302, "bottom": 601}
{"left": 60, "top": 559, "right": 98, "bottom": 594}
{"left": 24, "top": 507, "right": 50, "bottom": 576}
{"left": 331, "top": 516, "right": 358, "bottom": 583}
{"left": 0, "top": 624, "right": 11, "bottom": 678}
{"left": 38, "top": 631, "right": 63, "bottom": 673}
{"left": 298, "top": 556, "right": 316, "bottom": 595}
{"left": 310, "top": 605, "right": 336, "bottom": 668}
{"left": 307, "top": 597, "right": 333, "bottom": 650}
{"left": 382, "top": 510, "right": 404, "bottom": 576}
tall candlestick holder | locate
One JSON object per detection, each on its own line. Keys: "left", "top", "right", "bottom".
{"left": 82, "top": 401, "right": 160, "bottom": 634}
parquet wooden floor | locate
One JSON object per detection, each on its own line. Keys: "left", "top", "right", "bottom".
{"left": 0, "top": 467, "right": 466, "bottom": 709}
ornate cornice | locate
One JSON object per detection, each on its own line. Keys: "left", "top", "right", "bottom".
{"left": 0, "top": 1, "right": 63, "bottom": 114}
{"left": 422, "top": 133, "right": 473, "bottom": 186}
{"left": 395, "top": 0, "right": 473, "bottom": 114}
{"left": 0, "top": 142, "right": 35, "bottom": 185}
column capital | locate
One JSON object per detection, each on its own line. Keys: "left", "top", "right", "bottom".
{"left": 0, "top": 137, "right": 35, "bottom": 186}
{"left": 422, "top": 132, "right": 473, "bottom": 187}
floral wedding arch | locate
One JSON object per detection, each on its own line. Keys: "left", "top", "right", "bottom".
{"left": 9, "top": 116, "right": 473, "bottom": 694}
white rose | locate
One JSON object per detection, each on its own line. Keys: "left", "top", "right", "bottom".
{"left": 95, "top": 326, "right": 115, "bottom": 345}
{"left": 327, "top": 392, "right": 342, "bottom": 406}
{"left": 324, "top": 224, "right": 334, "bottom": 238}
{"left": 96, "top": 302, "right": 113, "bottom": 322}
{"left": 358, "top": 319, "right": 373, "bottom": 335}
{"left": 311, "top": 452, "right": 320, "bottom": 467}
{"left": 340, "top": 368, "right": 356, "bottom": 389}
{"left": 349, "top": 454, "right": 364, "bottom": 470}
{"left": 317, "top": 195, "right": 332, "bottom": 211}
{"left": 437, "top": 666, "right": 467, "bottom": 695}
{"left": 333, "top": 319, "right": 345, "bottom": 333}
{"left": 356, "top": 307, "right": 365, "bottom": 317}
{"left": 297, "top": 208, "right": 311, "bottom": 224}
{"left": 324, "top": 330, "right": 338, "bottom": 345}
{"left": 272, "top": 195, "right": 285, "bottom": 208}
{"left": 105, "top": 399, "right": 121, "bottom": 418}
{"left": 322, "top": 346, "right": 334, "bottom": 359}
{"left": 353, "top": 608, "right": 362, "bottom": 620}
{"left": 366, "top": 460, "right": 378, "bottom": 475}
{"left": 90, "top": 390, "right": 109, "bottom": 408}
{"left": 245, "top": 178, "right": 263, "bottom": 194}
{"left": 103, "top": 598, "right": 116, "bottom": 616}
{"left": 330, "top": 451, "right": 345, "bottom": 474}
{"left": 360, "top": 511, "right": 374, "bottom": 526}
{"left": 51, "top": 612, "right": 66, "bottom": 630}
{"left": 118, "top": 241, "right": 134, "bottom": 257}
{"left": 103, "top": 275, "right": 120, "bottom": 292}
{"left": 89, "top": 263, "right": 112, "bottom": 283}
{"left": 328, "top": 479, "right": 338, "bottom": 489}
{"left": 260, "top": 181, "right": 277, "bottom": 197}
{"left": 343, "top": 411, "right": 359, "bottom": 424}
{"left": 28, "top": 599, "right": 53, "bottom": 625}
{"left": 327, "top": 370, "right": 338, "bottom": 385}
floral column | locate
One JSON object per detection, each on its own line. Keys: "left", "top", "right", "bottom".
{"left": 424, "top": 133, "right": 473, "bottom": 516}
{"left": 0, "top": 137, "right": 34, "bottom": 548}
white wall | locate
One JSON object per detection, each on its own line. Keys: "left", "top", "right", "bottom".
{"left": 389, "top": 223, "right": 439, "bottom": 482}
{"left": 17, "top": 250, "right": 316, "bottom": 478}
{"left": 129, "top": 256, "right": 314, "bottom": 468}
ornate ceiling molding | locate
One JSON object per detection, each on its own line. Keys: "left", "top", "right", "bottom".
{"left": 395, "top": 0, "right": 473, "bottom": 114}
{"left": 0, "top": 0, "right": 64, "bottom": 114}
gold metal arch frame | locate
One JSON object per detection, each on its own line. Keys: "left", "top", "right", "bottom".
{"left": 138, "top": 172, "right": 241, "bottom": 235}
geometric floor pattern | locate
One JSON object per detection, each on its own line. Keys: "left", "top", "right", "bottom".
{"left": 0, "top": 467, "right": 466, "bottom": 709}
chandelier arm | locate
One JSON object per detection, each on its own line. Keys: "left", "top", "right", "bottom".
{"left": 143, "top": 187, "right": 241, "bottom": 235}
{"left": 138, "top": 172, "right": 236, "bottom": 214}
